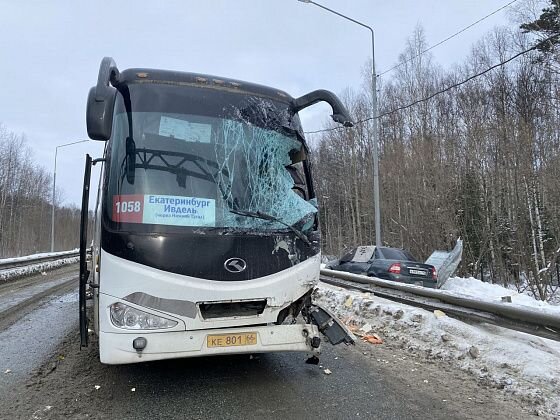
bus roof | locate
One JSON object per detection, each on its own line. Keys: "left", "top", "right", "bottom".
{"left": 117, "top": 68, "right": 294, "bottom": 104}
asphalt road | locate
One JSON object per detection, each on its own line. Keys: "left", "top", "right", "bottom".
{"left": 0, "top": 266, "right": 535, "bottom": 420}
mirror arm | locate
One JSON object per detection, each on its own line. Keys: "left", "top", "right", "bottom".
{"left": 292, "top": 89, "right": 353, "bottom": 127}
{"left": 95, "top": 57, "right": 120, "bottom": 100}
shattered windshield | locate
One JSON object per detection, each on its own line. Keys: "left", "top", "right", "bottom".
{"left": 106, "top": 104, "right": 316, "bottom": 232}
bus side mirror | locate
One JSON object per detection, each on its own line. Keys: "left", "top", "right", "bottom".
{"left": 86, "top": 57, "right": 120, "bottom": 141}
{"left": 86, "top": 87, "right": 117, "bottom": 141}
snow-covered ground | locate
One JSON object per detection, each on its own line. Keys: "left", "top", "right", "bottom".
{"left": 316, "top": 278, "right": 560, "bottom": 418}
{"left": 0, "top": 257, "right": 79, "bottom": 282}
{"left": 0, "top": 249, "right": 78, "bottom": 265}
{"left": 443, "top": 276, "right": 560, "bottom": 311}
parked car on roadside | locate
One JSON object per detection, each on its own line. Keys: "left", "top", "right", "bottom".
{"left": 325, "top": 246, "right": 437, "bottom": 288}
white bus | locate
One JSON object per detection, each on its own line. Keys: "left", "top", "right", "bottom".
{"left": 79, "top": 58, "right": 354, "bottom": 364}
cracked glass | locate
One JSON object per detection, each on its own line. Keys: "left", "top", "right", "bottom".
{"left": 107, "top": 110, "right": 316, "bottom": 231}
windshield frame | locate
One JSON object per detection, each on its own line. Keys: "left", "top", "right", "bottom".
{"left": 101, "top": 82, "right": 317, "bottom": 236}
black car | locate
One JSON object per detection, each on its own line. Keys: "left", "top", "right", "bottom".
{"left": 326, "top": 246, "right": 437, "bottom": 288}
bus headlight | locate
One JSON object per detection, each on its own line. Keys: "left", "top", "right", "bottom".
{"left": 109, "top": 302, "right": 178, "bottom": 330}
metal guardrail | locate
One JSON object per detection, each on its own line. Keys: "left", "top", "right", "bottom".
{"left": 0, "top": 250, "right": 80, "bottom": 271}
{"left": 320, "top": 268, "right": 560, "bottom": 342}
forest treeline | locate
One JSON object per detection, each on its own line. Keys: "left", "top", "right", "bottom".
{"left": 312, "top": 2, "right": 560, "bottom": 300}
{"left": 0, "top": 124, "right": 82, "bottom": 257}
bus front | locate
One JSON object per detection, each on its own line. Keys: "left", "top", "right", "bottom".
{"left": 85, "top": 58, "right": 353, "bottom": 364}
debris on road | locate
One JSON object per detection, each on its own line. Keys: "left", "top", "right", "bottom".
{"left": 359, "top": 323, "right": 373, "bottom": 333}
{"left": 5, "top": 369, "right": 12, "bottom": 374}
{"left": 323, "top": 368, "right": 332, "bottom": 375}
{"left": 433, "top": 310, "right": 446, "bottom": 318}
{"left": 94, "top": 385, "right": 101, "bottom": 390}
{"left": 362, "top": 334, "right": 383, "bottom": 345}
{"left": 131, "top": 388, "right": 136, "bottom": 392}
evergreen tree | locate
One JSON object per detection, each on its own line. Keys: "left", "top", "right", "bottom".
{"left": 520, "top": 0, "right": 560, "bottom": 55}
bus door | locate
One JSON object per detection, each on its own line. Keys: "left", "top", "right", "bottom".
{"left": 79, "top": 154, "right": 92, "bottom": 347}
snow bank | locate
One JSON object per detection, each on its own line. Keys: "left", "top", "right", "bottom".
{"left": 0, "top": 249, "right": 78, "bottom": 265}
{"left": 316, "top": 283, "right": 560, "bottom": 418}
{"left": 0, "top": 257, "right": 79, "bottom": 282}
{"left": 443, "top": 276, "right": 560, "bottom": 313}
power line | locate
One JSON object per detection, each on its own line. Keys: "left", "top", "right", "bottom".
{"left": 304, "top": 33, "right": 558, "bottom": 135}
{"left": 377, "top": 0, "right": 519, "bottom": 78}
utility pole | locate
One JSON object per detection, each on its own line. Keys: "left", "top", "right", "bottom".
{"left": 297, "top": 0, "right": 382, "bottom": 246}
{"left": 51, "top": 140, "right": 89, "bottom": 252}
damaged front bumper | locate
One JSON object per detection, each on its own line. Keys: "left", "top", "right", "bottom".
{"left": 99, "top": 323, "right": 322, "bottom": 365}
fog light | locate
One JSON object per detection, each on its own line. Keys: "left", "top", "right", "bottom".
{"left": 133, "top": 337, "right": 147, "bottom": 351}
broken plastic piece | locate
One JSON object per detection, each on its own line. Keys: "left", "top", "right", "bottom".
{"left": 305, "top": 355, "right": 320, "bottom": 365}
{"left": 360, "top": 323, "right": 373, "bottom": 333}
{"left": 362, "top": 334, "right": 383, "bottom": 345}
{"left": 305, "top": 303, "right": 355, "bottom": 345}
{"left": 433, "top": 309, "right": 446, "bottom": 318}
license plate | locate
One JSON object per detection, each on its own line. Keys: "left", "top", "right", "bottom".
{"left": 409, "top": 269, "right": 427, "bottom": 276}
{"left": 206, "top": 332, "right": 257, "bottom": 348}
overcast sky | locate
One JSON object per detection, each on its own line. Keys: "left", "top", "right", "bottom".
{"left": 0, "top": 0, "right": 521, "bottom": 205}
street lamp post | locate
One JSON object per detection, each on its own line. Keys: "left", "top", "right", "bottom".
{"left": 298, "top": 0, "right": 382, "bottom": 247}
{"left": 51, "top": 140, "right": 89, "bottom": 252}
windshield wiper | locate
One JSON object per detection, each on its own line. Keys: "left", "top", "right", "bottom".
{"left": 229, "top": 209, "right": 311, "bottom": 246}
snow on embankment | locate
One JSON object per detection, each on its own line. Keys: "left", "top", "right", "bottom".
{"left": 442, "top": 276, "right": 560, "bottom": 312}
{"left": 316, "top": 281, "right": 560, "bottom": 417}
{"left": 0, "top": 250, "right": 79, "bottom": 282}
{"left": 0, "top": 249, "right": 78, "bottom": 265}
